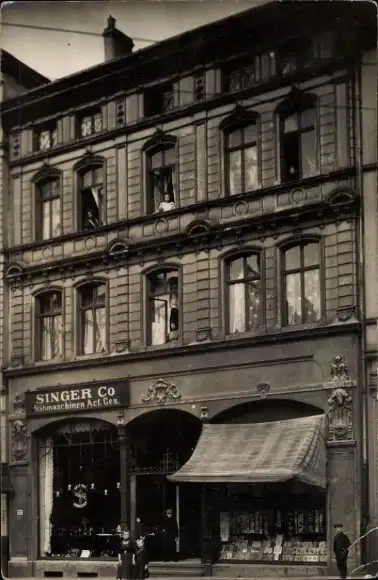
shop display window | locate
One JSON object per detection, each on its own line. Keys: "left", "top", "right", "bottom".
{"left": 218, "top": 483, "right": 327, "bottom": 564}
{"left": 38, "top": 420, "right": 120, "bottom": 558}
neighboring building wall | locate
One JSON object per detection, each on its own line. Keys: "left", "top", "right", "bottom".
{"left": 360, "top": 47, "right": 378, "bottom": 558}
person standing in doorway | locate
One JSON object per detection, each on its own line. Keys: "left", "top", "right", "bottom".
{"left": 333, "top": 523, "right": 351, "bottom": 580}
{"left": 162, "top": 508, "right": 178, "bottom": 562}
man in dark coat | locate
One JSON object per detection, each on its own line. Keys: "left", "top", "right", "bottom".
{"left": 333, "top": 523, "right": 351, "bottom": 580}
{"left": 162, "top": 508, "right": 178, "bottom": 562}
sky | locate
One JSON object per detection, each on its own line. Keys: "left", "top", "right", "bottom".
{"left": 0, "top": 1, "right": 263, "bottom": 81}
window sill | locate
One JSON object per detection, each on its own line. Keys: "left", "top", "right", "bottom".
{"left": 224, "top": 328, "right": 267, "bottom": 341}
{"left": 274, "top": 321, "right": 324, "bottom": 333}
{"left": 142, "top": 341, "right": 182, "bottom": 352}
{"left": 34, "top": 357, "right": 64, "bottom": 366}
{"left": 75, "top": 351, "right": 109, "bottom": 361}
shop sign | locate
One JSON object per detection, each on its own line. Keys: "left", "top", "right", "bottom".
{"left": 25, "top": 382, "right": 129, "bottom": 416}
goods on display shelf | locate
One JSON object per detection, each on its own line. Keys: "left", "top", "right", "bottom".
{"left": 219, "top": 537, "right": 328, "bottom": 563}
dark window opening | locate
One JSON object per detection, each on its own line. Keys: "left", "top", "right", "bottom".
{"left": 280, "top": 106, "right": 317, "bottom": 183}
{"left": 38, "top": 421, "right": 120, "bottom": 558}
{"left": 147, "top": 146, "right": 176, "bottom": 214}
{"left": 148, "top": 270, "right": 179, "bottom": 345}
{"left": 78, "top": 167, "right": 104, "bottom": 231}
{"left": 144, "top": 83, "right": 174, "bottom": 117}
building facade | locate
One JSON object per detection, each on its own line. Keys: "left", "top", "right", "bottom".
{"left": 0, "top": 49, "right": 50, "bottom": 577}
{"left": 1, "top": 3, "right": 377, "bottom": 578}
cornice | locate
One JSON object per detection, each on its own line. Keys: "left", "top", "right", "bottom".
{"left": 3, "top": 178, "right": 359, "bottom": 285}
{"left": 2, "top": 321, "right": 361, "bottom": 378}
{"left": 6, "top": 58, "right": 354, "bottom": 152}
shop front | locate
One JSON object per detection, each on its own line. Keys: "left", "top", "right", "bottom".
{"left": 170, "top": 412, "right": 330, "bottom": 575}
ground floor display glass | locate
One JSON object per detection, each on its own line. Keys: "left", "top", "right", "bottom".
{"left": 38, "top": 420, "right": 120, "bottom": 558}
{"left": 218, "top": 482, "right": 327, "bottom": 564}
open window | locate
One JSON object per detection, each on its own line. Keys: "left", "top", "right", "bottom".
{"left": 78, "top": 283, "right": 107, "bottom": 354}
{"left": 147, "top": 145, "right": 176, "bottom": 214}
{"left": 282, "top": 241, "right": 321, "bottom": 326}
{"left": 144, "top": 83, "right": 174, "bottom": 117}
{"left": 36, "top": 291, "right": 63, "bottom": 361}
{"left": 36, "top": 178, "right": 61, "bottom": 241}
{"left": 78, "top": 166, "right": 104, "bottom": 231}
{"left": 226, "top": 253, "right": 263, "bottom": 334}
{"left": 147, "top": 270, "right": 179, "bottom": 345}
{"left": 278, "top": 91, "right": 317, "bottom": 183}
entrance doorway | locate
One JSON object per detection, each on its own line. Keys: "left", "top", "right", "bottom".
{"left": 129, "top": 410, "right": 202, "bottom": 561}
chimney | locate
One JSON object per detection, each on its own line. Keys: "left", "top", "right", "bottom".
{"left": 102, "top": 15, "right": 134, "bottom": 62}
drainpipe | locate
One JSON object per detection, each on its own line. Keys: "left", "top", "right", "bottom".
{"left": 353, "top": 48, "right": 368, "bottom": 563}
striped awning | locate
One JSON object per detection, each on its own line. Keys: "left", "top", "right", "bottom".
{"left": 169, "top": 415, "right": 326, "bottom": 488}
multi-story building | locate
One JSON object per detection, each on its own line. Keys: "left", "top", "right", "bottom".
{"left": 1, "top": 3, "right": 377, "bottom": 578}
{"left": 0, "top": 48, "right": 50, "bottom": 577}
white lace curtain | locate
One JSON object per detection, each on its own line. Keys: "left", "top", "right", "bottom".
{"left": 41, "top": 315, "right": 63, "bottom": 360}
{"left": 152, "top": 298, "right": 168, "bottom": 345}
{"left": 39, "top": 437, "right": 54, "bottom": 556}
{"left": 83, "top": 308, "right": 106, "bottom": 354}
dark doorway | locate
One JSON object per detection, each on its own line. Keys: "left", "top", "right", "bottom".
{"left": 129, "top": 410, "right": 202, "bottom": 561}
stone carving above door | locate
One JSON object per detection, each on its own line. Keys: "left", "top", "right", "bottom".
{"left": 11, "top": 419, "right": 29, "bottom": 463}
{"left": 141, "top": 378, "right": 181, "bottom": 404}
{"left": 327, "top": 388, "right": 353, "bottom": 441}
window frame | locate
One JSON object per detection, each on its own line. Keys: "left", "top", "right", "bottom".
{"left": 224, "top": 122, "right": 260, "bottom": 196}
{"left": 223, "top": 251, "right": 265, "bottom": 336}
{"left": 144, "top": 267, "right": 181, "bottom": 347}
{"left": 77, "top": 282, "right": 108, "bottom": 356}
{"left": 34, "top": 124, "right": 58, "bottom": 152}
{"left": 35, "top": 290, "right": 64, "bottom": 362}
{"left": 280, "top": 240, "right": 323, "bottom": 327}
{"left": 76, "top": 109, "right": 103, "bottom": 139}
{"left": 142, "top": 135, "right": 178, "bottom": 216}
{"left": 144, "top": 82, "right": 174, "bottom": 118}
{"left": 277, "top": 92, "right": 319, "bottom": 184}
{"left": 77, "top": 164, "right": 105, "bottom": 232}
{"left": 35, "top": 178, "right": 62, "bottom": 241}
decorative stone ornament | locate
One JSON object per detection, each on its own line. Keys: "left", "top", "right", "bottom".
{"left": 141, "top": 378, "right": 181, "bottom": 404}
{"left": 11, "top": 419, "right": 29, "bottom": 463}
{"left": 13, "top": 392, "right": 25, "bottom": 414}
{"left": 327, "top": 388, "right": 353, "bottom": 441}
{"left": 256, "top": 382, "right": 271, "bottom": 399}
{"left": 329, "top": 355, "right": 350, "bottom": 382}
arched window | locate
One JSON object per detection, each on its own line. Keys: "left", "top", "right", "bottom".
{"left": 35, "top": 291, "right": 63, "bottom": 361}
{"left": 78, "top": 283, "right": 106, "bottom": 354}
{"left": 36, "top": 178, "right": 61, "bottom": 241}
{"left": 278, "top": 92, "right": 317, "bottom": 183}
{"left": 78, "top": 166, "right": 104, "bottom": 231}
{"left": 226, "top": 254, "right": 262, "bottom": 334}
{"left": 225, "top": 123, "right": 258, "bottom": 195}
{"left": 38, "top": 420, "right": 120, "bottom": 557}
{"left": 147, "top": 269, "right": 179, "bottom": 345}
{"left": 282, "top": 241, "right": 321, "bottom": 326}
{"left": 147, "top": 145, "right": 176, "bottom": 214}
